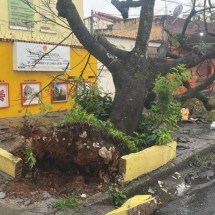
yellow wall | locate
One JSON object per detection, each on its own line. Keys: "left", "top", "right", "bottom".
{"left": 120, "top": 141, "right": 176, "bottom": 182}
{"left": 74, "top": 0, "right": 83, "bottom": 19}
{"left": 0, "top": 0, "right": 98, "bottom": 118}
{"left": 0, "top": 41, "right": 97, "bottom": 118}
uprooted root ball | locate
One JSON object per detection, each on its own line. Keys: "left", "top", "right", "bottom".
{"left": 19, "top": 122, "right": 130, "bottom": 182}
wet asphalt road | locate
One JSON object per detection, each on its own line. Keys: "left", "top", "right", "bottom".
{"left": 156, "top": 182, "right": 215, "bottom": 215}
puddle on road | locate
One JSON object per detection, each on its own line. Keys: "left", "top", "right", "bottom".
{"left": 145, "top": 169, "right": 214, "bottom": 206}
{"left": 152, "top": 182, "right": 190, "bottom": 205}
{"left": 147, "top": 151, "right": 215, "bottom": 207}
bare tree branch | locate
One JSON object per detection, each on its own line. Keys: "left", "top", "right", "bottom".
{"left": 166, "top": 51, "right": 182, "bottom": 59}
{"left": 176, "top": 72, "right": 215, "bottom": 101}
{"left": 180, "top": 0, "right": 197, "bottom": 41}
{"left": 111, "top": 0, "right": 142, "bottom": 18}
{"left": 22, "top": 0, "right": 71, "bottom": 30}
{"left": 57, "top": 0, "right": 132, "bottom": 88}
{"left": 96, "top": 35, "right": 130, "bottom": 60}
{"left": 178, "top": 0, "right": 215, "bottom": 47}
{"left": 134, "top": 0, "right": 155, "bottom": 55}
{"left": 111, "top": 0, "right": 142, "bottom": 8}
{"left": 158, "top": 45, "right": 215, "bottom": 75}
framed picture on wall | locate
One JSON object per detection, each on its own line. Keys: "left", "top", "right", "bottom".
{"left": 51, "top": 82, "right": 68, "bottom": 103}
{"left": 0, "top": 83, "right": 9, "bottom": 108}
{"left": 21, "top": 82, "right": 41, "bottom": 106}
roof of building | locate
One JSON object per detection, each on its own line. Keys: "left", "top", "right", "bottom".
{"left": 84, "top": 11, "right": 122, "bottom": 23}
{"left": 96, "top": 14, "right": 215, "bottom": 43}
{"left": 97, "top": 18, "right": 140, "bottom": 39}
{"left": 160, "top": 15, "right": 215, "bottom": 36}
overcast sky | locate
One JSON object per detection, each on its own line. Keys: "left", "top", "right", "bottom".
{"left": 83, "top": 0, "right": 195, "bottom": 18}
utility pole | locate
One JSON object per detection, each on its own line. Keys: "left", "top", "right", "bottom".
{"left": 90, "top": 10, "right": 94, "bottom": 35}
{"left": 165, "top": 0, "right": 167, "bottom": 15}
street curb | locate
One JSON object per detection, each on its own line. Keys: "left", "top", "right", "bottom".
{"left": 0, "top": 147, "right": 23, "bottom": 178}
{"left": 119, "top": 142, "right": 176, "bottom": 182}
{"left": 106, "top": 195, "right": 158, "bottom": 215}
{"left": 84, "top": 141, "right": 215, "bottom": 207}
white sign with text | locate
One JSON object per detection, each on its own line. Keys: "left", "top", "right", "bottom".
{"left": 13, "top": 42, "right": 70, "bottom": 71}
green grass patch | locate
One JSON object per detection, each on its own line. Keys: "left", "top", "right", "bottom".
{"left": 191, "top": 153, "right": 213, "bottom": 168}
{"left": 52, "top": 195, "right": 80, "bottom": 211}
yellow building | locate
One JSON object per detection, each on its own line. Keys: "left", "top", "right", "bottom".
{"left": 0, "top": 0, "right": 97, "bottom": 118}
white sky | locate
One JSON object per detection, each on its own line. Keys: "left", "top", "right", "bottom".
{"left": 83, "top": 0, "right": 196, "bottom": 18}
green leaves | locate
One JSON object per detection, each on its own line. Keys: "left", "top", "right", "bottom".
{"left": 65, "top": 105, "right": 138, "bottom": 152}
{"left": 25, "top": 147, "right": 36, "bottom": 169}
{"left": 66, "top": 65, "right": 188, "bottom": 150}
{"left": 51, "top": 194, "right": 80, "bottom": 211}
{"left": 73, "top": 82, "right": 113, "bottom": 121}
{"left": 108, "top": 186, "right": 127, "bottom": 206}
{"left": 137, "top": 65, "right": 188, "bottom": 147}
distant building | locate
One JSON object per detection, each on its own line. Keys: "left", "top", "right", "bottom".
{"left": 84, "top": 11, "right": 123, "bottom": 33}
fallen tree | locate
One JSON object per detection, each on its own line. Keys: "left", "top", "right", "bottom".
{"left": 56, "top": 0, "right": 215, "bottom": 134}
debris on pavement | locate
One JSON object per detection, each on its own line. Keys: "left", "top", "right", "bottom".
{"left": 210, "top": 121, "right": 215, "bottom": 129}
{"left": 0, "top": 192, "right": 6, "bottom": 199}
{"left": 148, "top": 187, "right": 155, "bottom": 194}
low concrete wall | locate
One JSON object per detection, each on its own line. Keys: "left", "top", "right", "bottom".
{"left": 0, "top": 147, "right": 22, "bottom": 178}
{"left": 106, "top": 195, "right": 158, "bottom": 215}
{"left": 119, "top": 141, "right": 177, "bottom": 182}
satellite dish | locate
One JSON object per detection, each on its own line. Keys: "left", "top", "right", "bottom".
{"left": 173, "top": 5, "right": 183, "bottom": 19}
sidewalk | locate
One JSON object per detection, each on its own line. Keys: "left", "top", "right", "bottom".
{"left": 0, "top": 112, "right": 67, "bottom": 152}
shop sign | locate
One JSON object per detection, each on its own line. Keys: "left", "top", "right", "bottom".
{"left": 13, "top": 42, "right": 70, "bottom": 72}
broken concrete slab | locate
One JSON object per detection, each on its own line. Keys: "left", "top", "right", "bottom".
{"left": 106, "top": 195, "right": 158, "bottom": 215}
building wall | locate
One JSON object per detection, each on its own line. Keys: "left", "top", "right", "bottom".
{"left": 99, "top": 18, "right": 164, "bottom": 42}
{"left": 84, "top": 16, "right": 113, "bottom": 32}
{"left": 0, "top": 0, "right": 82, "bottom": 45}
{"left": 0, "top": 0, "right": 97, "bottom": 118}
{"left": 0, "top": 41, "right": 97, "bottom": 118}
{"left": 73, "top": 0, "right": 83, "bottom": 19}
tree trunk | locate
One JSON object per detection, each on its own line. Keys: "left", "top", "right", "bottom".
{"left": 108, "top": 58, "right": 157, "bottom": 135}
{"left": 110, "top": 79, "right": 148, "bottom": 134}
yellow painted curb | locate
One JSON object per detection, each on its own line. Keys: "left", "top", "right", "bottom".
{"left": 106, "top": 195, "right": 157, "bottom": 215}
{"left": 120, "top": 141, "right": 177, "bottom": 182}
{"left": 0, "top": 147, "right": 22, "bottom": 178}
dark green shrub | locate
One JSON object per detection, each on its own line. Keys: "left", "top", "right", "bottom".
{"left": 108, "top": 185, "right": 127, "bottom": 206}
{"left": 136, "top": 65, "right": 189, "bottom": 148}
{"left": 74, "top": 82, "right": 113, "bottom": 121}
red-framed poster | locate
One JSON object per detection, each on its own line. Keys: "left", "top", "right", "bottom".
{"left": 0, "top": 83, "right": 9, "bottom": 108}
{"left": 51, "top": 82, "right": 68, "bottom": 103}
{"left": 21, "top": 82, "right": 41, "bottom": 106}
